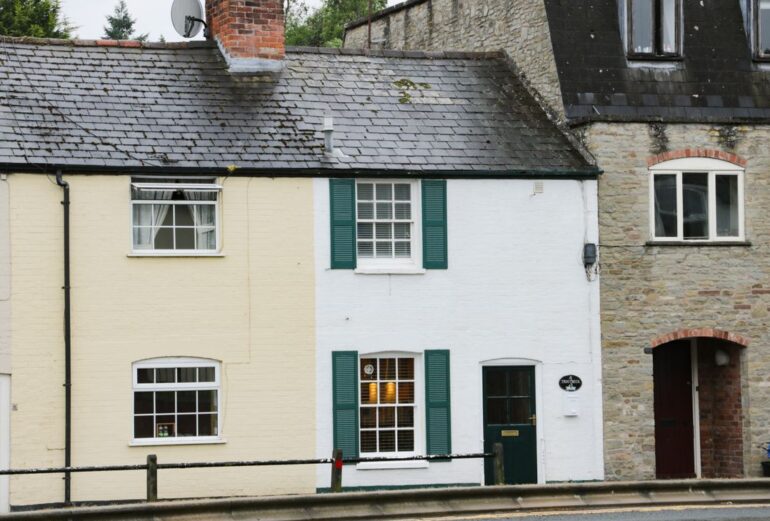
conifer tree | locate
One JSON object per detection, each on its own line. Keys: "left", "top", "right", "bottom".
{"left": 0, "top": 0, "right": 72, "bottom": 38}
{"left": 103, "top": 0, "right": 147, "bottom": 41}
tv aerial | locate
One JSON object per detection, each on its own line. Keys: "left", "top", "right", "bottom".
{"left": 171, "top": 0, "right": 208, "bottom": 38}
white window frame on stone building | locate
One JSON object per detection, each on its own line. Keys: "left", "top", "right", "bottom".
{"left": 131, "top": 358, "right": 222, "bottom": 446}
{"left": 625, "top": 0, "right": 683, "bottom": 58}
{"left": 131, "top": 177, "right": 221, "bottom": 255}
{"left": 355, "top": 180, "right": 422, "bottom": 272}
{"left": 755, "top": 0, "right": 770, "bottom": 59}
{"left": 649, "top": 158, "right": 745, "bottom": 243}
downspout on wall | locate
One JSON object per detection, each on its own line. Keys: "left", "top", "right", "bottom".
{"left": 54, "top": 171, "right": 71, "bottom": 506}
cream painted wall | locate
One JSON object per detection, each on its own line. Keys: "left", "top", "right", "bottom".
{"left": 8, "top": 174, "right": 316, "bottom": 507}
{"left": 0, "top": 175, "right": 10, "bottom": 375}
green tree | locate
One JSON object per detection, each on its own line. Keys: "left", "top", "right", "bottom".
{"left": 0, "top": 0, "right": 72, "bottom": 38}
{"left": 285, "top": 0, "right": 386, "bottom": 48}
{"left": 103, "top": 0, "right": 147, "bottom": 41}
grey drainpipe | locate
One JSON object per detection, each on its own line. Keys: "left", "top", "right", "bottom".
{"left": 54, "top": 171, "right": 72, "bottom": 506}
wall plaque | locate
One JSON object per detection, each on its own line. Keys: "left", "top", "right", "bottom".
{"left": 559, "top": 375, "right": 582, "bottom": 392}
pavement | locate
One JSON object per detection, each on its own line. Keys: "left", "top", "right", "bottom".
{"left": 432, "top": 505, "right": 770, "bottom": 521}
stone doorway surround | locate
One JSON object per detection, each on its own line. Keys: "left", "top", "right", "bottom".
{"left": 651, "top": 329, "right": 747, "bottom": 479}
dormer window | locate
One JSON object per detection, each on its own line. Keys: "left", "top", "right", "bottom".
{"left": 756, "top": 0, "right": 770, "bottom": 59}
{"left": 627, "top": 0, "right": 681, "bottom": 58}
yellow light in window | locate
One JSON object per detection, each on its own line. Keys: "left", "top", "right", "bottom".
{"left": 385, "top": 382, "right": 396, "bottom": 403}
{"left": 368, "top": 383, "right": 378, "bottom": 404}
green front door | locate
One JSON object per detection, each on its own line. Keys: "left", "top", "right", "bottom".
{"left": 483, "top": 366, "right": 537, "bottom": 485}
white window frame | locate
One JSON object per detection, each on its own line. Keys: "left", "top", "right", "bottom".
{"left": 131, "top": 357, "right": 223, "bottom": 446}
{"left": 649, "top": 158, "right": 745, "bottom": 243}
{"left": 357, "top": 352, "right": 423, "bottom": 461}
{"left": 625, "top": 0, "right": 683, "bottom": 59}
{"left": 755, "top": 0, "right": 770, "bottom": 59}
{"left": 130, "top": 177, "right": 222, "bottom": 256}
{"left": 354, "top": 180, "right": 423, "bottom": 274}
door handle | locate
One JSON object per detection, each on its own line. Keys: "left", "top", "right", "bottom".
{"left": 530, "top": 414, "right": 537, "bottom": 426}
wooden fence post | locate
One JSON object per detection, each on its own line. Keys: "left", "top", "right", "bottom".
{"left": 493, "top": 443, "right": 505, "bottom": 486}
{"left": 330, "top": 449, "right": 343, "bottom": 492}
{"left": 146, "top": 454, "right": 158, "bottom": 502}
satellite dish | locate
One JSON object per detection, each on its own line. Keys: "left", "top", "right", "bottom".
{"left": 171, "top": 0, "right": 206, "bottom": 38}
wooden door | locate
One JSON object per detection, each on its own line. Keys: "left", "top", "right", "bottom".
{"left": 483, "top": 366, "right": 537, "bottom": 484}
{"left": 654, "top": 341, "right": 695, "bottom": 479}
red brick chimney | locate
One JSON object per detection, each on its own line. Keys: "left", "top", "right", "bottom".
{"left": 205, "top": 0, "right": 285, "bottom": 72}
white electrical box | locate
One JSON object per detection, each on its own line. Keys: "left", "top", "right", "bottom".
{"left": 563, "top": 395, "right": 580, "bottom": 417}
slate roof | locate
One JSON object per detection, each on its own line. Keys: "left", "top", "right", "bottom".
{"left": 544, "top": 0, "right": 770, "bottom": 124}
{"left": 0, "top": 38, "right": 596, "bottom": 175}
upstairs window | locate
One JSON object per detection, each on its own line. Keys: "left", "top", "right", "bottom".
{"left": 627, "top": 0, "right": 681, "bottom": 58}
{"left": 650, "top": 158, "right": 744, "bottom": 242}
{"left": 356, "top": 182, "right": 415, "bottom": 265}
{"left": 131, "top": 177, "right": 220, "bottom": 253}
{"left": 756, "top": 0, "right": 770, "bottom": 58}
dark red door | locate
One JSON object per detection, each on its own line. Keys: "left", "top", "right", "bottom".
{"left": 653, "top": 340, "right": 695, "bottom": 479}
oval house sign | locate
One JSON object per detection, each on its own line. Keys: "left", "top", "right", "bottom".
{"left": 559, "top": 375, "right": 582, "bottom": 392}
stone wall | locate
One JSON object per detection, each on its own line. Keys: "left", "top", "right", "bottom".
{"left": 343, "top": 0, "right": 565, "bottom": 118}
{"left": 584, "top": 122, "right": 770, "bottom": 479}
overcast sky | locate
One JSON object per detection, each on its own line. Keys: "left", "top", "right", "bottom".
{"left": 60, "top": 0, "right": 400, "bottom": 41}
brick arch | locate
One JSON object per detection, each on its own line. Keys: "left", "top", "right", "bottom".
{"left": 647, "top": 149, "right": 747, "bottom": 168}
{"left": 651, "top": 328, "right": 749, "bottom": 348}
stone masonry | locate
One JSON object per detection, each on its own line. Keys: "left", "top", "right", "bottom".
{"left": 343, "top": 0, "right": 565, "bottom": 118}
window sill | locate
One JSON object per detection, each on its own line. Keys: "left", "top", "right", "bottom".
{"left": 129, "top": 437, "right": 226, "bottom": 447}
{"left": 354, "top": 266, "right": 426, "bottom": 275}
{"left": 356, "top": 460, "right": 429, "bottom": 470}
{"left": 646, "top": 240, "right": 751, "bottom": 247}
{"left": 127, "top": 252, "right": 225, "bottom": 258}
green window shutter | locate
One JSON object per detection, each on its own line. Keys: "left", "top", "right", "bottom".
{"left": 330, "top": 179, "right": 356, "bottom": 269}
{"left": 422, "top": 180, "right": 448, "bottom": 269}
{"left": 425, "top": 349, "right": 451, "bottom": 455}
{"left": 332, "top": 351, "right": 359, "bottom": 458}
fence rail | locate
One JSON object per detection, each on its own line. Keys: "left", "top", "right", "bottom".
{"left": 0, "top": 445, "right": 505, "bottom": 503}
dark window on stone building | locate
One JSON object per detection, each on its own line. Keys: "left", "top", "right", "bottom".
{"left": 628, "top": 0, "right": 681, "bottom": 58}
{"left": 757, "top": 0, "right": 770, "bottom": 58}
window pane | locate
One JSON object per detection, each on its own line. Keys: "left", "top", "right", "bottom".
{"left": 133, "top": 204, "right": 153, "bottom": 227}
{"left": 194, "top": 205, "right": 216, "bottom": 227}
{"left": 137, "top": 368, "right": 154, "bottom": 384}
{"left": 487, "top": 397, "right": 507, "bottom": 424}
{"left": 358, "top": 203, "right": 374, "bottom": 220}
{"left": 376, "top": 184, "right": 392, "bottom": 201}
{"left": 661, "top": 0, "right": 678, "bottom": 53}
{"left": 393, "top": 223, "right": 411, "bottom": 240}
{"left": 357, "top": 223, "right": 373, "bottom": 240}
{"left": 716, "top": 175, "right": 739, "bottom": 237}
{"left": 134, "top": 392, "right": 154, "bottom": 414}
{"left": 175, "top": 228, "right": 195, "bottom": 250}
{"left": 394, "top": 242, "right": 411, "bottom": 258}
{"left": 380, "top": 359, "right": 396, "bottom": 380}
{"left": 178, "top": 367, "right": 197, "bottom": 383}
{"left": 357, "top": 183, "right": 373, "bottom": 200}
{"left": 379, "top": 407, "right": 395, "bottom": 428}
{"left": 156, "top": 415, "right": 175, "bottom": 437}
{"left": 197, "top": 229, "right": 216, "bottom": 250}
{"left": 155, "top": 205, "right": 173, "bottom": 227}
{"left": 379, "top": 430, "right": 396, "bottom": 452}
{"left": 133, "top": 227, "right": 153, "bottom": 250}
{"left": 175, "top": 205, "right": 195, "bottom": 227}
{"left": 397, "top": 430, "right": 414, "bottom": 452}
{"left": 198, "top": 414, "right": 217, "bottom": 436}
{"left": 380, "top": 382, "right": 397, "bottom": 404}
{"left": 376, "top": 203, "right": 392, "bottom": 220}
{"left": 683, "top": 173, "right": 709, "bottom": 240}
{"left": 361, "top": 382, "right": 378, "bottom": 405}
{"left": 360, "top": 358, "right": 378, "bottom": 381}
{"left": 361, "top": 431, "right": 377, "bottom": 453}
{"left": 394, "top": 184, "right": 411, "bottom": 201}
{"left": 360, "top": 407, "right": 377, "bottom": 428}
{"left": 486, "top": 369, "right": 507, "bottom": 397}
{"left": 397, "top": 406, "right": 414, "bottom": 427}
{"left": 375, "top": 242, "right": 392, "bottom": 257}
{"left": 357, "top": 242, "right": 374, "bottom": 258}
{"left": 198, "top": 390, "right": 217, "bottom": 412}
{"left": 156, "top": 391, "right": 175, "bottom": 414}
{"left": 154, "top": 228, "right": 174, "bottom": 250}
{"left": 177, "top": 414, "right": 197, "bottom": 437}
{"left": 375, "top": 223, "right": 392, "bottom": 239}
{"left": 199, "top": 367, "right": 215, "bottom": 382}
{"left": 394, "top": 203, "right": 411, "bottom": 220}
{"left": 653, "top": 174, "right": 678, "bottom": 237}
{"left": 631, "top": 0, "right": 654, "bottom": 54}
{"left": 510, "top": 370, "right": 531, "bottom": 396}
{"left": 398, "top": 382, "right": 415, "bottom": 404}
{"left": 761, "top": 0, "right": 770, "bottom": 55}
{"left": 156, "top": 368, "right": 175, "bottom": 383}
{"left": 509, "top": 398, "right": 532, "bottom": 424}
{"left": 177, "top": 391, "right": 196, "bottom": 413}
{"left": 134, "top": 416, "right": 154, "bottom": 438}
{"left": 398, "top": 359, "right": 414, "bottom": 380}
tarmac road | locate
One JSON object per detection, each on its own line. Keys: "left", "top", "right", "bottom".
{"left": 422, "top": 505, "right": 770, "bottom": 521}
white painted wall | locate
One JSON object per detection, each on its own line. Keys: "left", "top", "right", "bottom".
{"left": 314, "top": 177, "right": 604, "bottom": 488}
